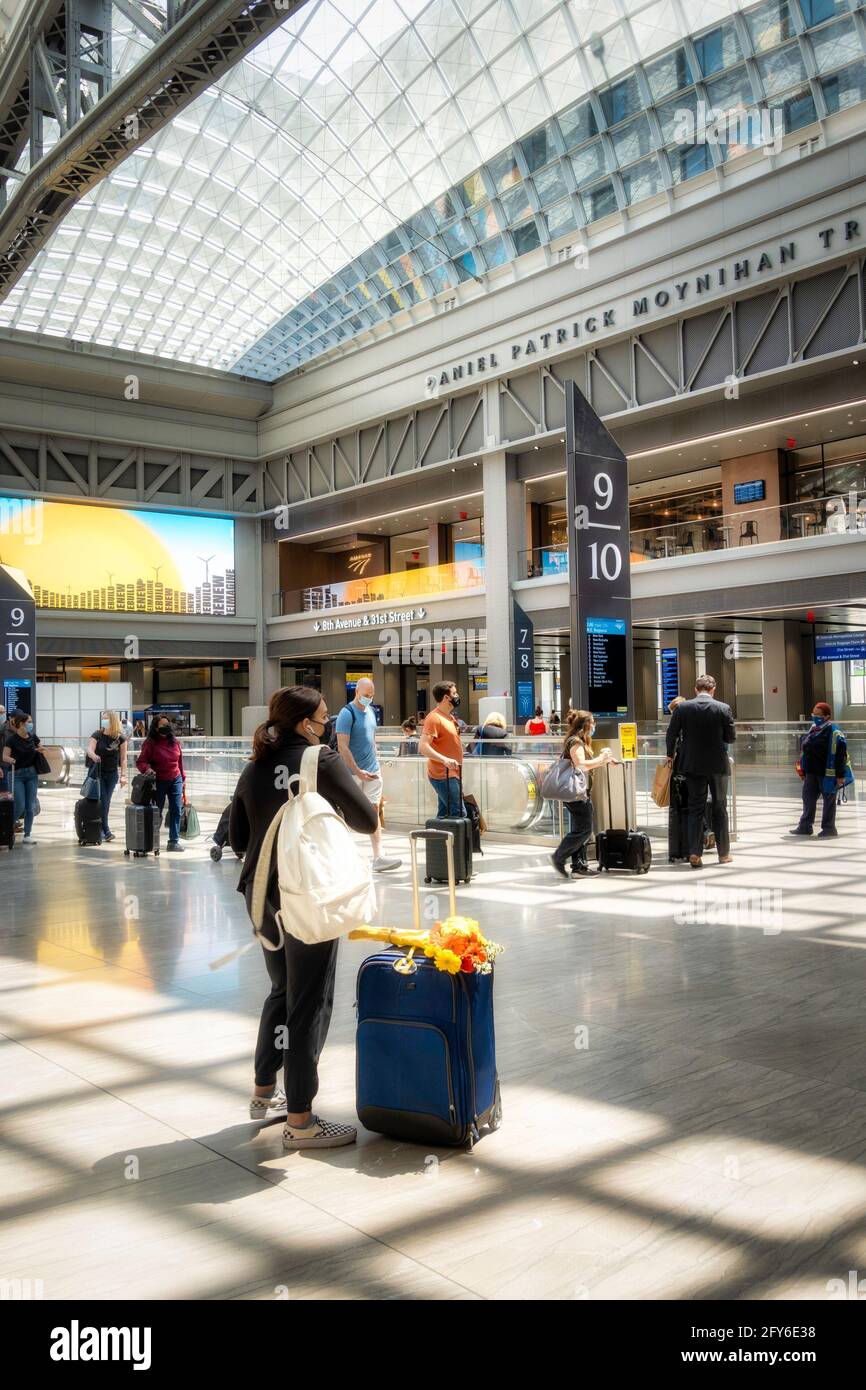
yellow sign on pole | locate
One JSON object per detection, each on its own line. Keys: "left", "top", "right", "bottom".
{"left": 620, "top": 722, "right": 637, "bottom": 761}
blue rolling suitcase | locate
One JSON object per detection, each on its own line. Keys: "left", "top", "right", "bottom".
{"left": 355, "top": 829, "right": 501, "bottom": 1148}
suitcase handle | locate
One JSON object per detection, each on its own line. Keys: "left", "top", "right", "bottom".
{"left": 408, "top": 829, "right": 457, "bottom": 929}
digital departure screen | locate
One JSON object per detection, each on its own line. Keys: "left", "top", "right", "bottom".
{"left": 586, "top": 617, "right": 629, "bottom": 719}
{"left": 733, "top": 480, "right": 765, "bottom": 504}
{"left": 814, "top": 631, "right": 866, "bottom": 662}
{"left": 661, "top": 647, "right": 679, "bottom": 709}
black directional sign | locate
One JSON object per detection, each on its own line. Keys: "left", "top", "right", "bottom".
{"left": 0, "top": 563, "right": 36, "bottom": 718}
{"left": 512, "top": 599, "right": 535, "bottom": 722}
{"left": 565, "top": 381, "right": 634, "bottom": 725}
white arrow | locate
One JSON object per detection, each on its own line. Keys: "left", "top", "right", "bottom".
{"left": 313, "top": 620, "right": 320, "bottom": 632}
{"left": 417, "top": 607, "right": 426, "bottom": 619}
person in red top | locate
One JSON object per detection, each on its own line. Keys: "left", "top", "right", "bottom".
{"left": 525, "top": 705, "right": 549, "bottom": 735}
{"left": 137, "top": 715, "right": 186, "bottom": 851}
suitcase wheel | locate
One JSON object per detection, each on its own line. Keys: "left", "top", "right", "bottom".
{"left": 154, "top": 850, "right": 160, "bottom": 857}
{"left": 424, "top": 876, "right": 431, "bottom": 884}
{"left": 123, "top": 848, "right": 130, "bottom": 857}
{"left": 489, "top": 1080, "right": 502, "bottom": 1132}
{"left": 464, "top": 875, "right": 471, "bottom": 884}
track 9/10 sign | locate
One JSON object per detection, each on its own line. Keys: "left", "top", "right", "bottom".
{"left": 0, "top": 565, "right": 36, "bottom": 717}
{"left": 565, "top": 382, "right": 633, "bottom": 723}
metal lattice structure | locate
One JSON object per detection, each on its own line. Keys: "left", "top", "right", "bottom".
{"left": 264, "top": 254, "right": 866, "bottom": 505}
{"left": 0, "top": 0, "right": 304, "bottom": 295}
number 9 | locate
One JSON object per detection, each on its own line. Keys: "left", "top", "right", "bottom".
{"left": 594, "top": 473, "right": 613, "bottom": 510}
{"left": 10, "top": 607, "right": 23, "bottom": 626}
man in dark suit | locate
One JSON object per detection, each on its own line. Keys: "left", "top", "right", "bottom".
{"left": 665, "top": 675, "right": 735, "bottom": 868}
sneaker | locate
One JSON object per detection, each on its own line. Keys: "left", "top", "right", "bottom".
{"left": 817, "top": 829, "right": 839, "bottom": 838}
{"left": 689, "top": 855, "right": 703, "bottom": 869}
{"left": 249, "top": 1088, "right": 287, "bottom": 1122}
{"left": 210, "top": 845, "right": 223, "bottom": 862}
{"left": 282, "top": 1114, "right": 357, "bottom": 1151}
{"left": 167, "top": 841, "right": 184, "bottom": 853}
{"left": 718, "top": 855, "right": 733, "bottom": 864}
{"left": 789, "top": 827, "right": 813, "bottom": 836}
{"left": 372, "top": 857, "right": 401, "bottom": 872}
{"left": 572, "top": 864, "right": 598, "bottom": 876}
{"left": 22, "top": 834, "right": 36, "bottom": 845}
{"left": 550, "top": 854, "right": 569, "bottom": 880}
{"left": 103, "top": 832, "right": 115, "bottom": 842}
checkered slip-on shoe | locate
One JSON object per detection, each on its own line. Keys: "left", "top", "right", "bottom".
{"left": 249, "top": 1088, "right": 288, "bottom": 1122}
{"left": 282, "top": 1115, "right": 357, "bottom": 1150}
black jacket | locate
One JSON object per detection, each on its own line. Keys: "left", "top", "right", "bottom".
{"left": 229, "top": 736, "right": 378, "bottom": 900}
{"left": 665, "top": 695, "right": 735, "bottom": 776}
{"left": 471, "top": 724, "right": 511, "bottom": 757}
{"left": 799, "top": 721, "right": 847, "bottom": 777}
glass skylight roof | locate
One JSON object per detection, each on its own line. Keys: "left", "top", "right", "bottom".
{"left": 0, "top": 0, "right": 863, "bottom": 379}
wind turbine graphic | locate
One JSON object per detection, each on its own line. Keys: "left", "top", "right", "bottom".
{"left": 198, "top": 555, "right": 215, "bottom": 584}
{"left": 151, "top": 565, "right": 163, "bottom": 582}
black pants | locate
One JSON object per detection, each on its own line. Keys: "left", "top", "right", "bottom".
{"left": 685, "top": 773, "right": 730, "bottom": 858}
{"left": 553, "top": 799, "right": 593, "bottom": 872}
{"left": 798, "top": 772, "right": 837, "bottom": 833}
{"left": 248, "top": 887, "right": 339, "bottom": 1112}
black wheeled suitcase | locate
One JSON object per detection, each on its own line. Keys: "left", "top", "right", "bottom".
{"left": 75, "top": 796, "right": 103, "bottom": 846}
{"left": 0, "top": 766, "right": 15, "bottom": 849}
{"left": 124, "top": 803, "right": 161, "bottom": 858}
{"left": 425, "top": 770, "right": 473, "bottom": 884}
{"left": 595, "top": 760, "right": 652, "bottom": 874}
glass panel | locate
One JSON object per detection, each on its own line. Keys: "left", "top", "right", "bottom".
{"left": 645, "top": 46, "right": 693, "bottom": 101}
{"left": 545, "top": 198, "right": 578, "bottom": 236}
{"left": 599, "top": 73, "right": 642, "bottom": 126}
{"left": 441, "top": 219, "right": 473, "bottom": 253}
{"left": 810, "top": 18, "right": 860, "bottom": 75}
{"left": 583, "top": 180, "right": 618, "bottom": 220}
{"left": 621, "top": 156, "right": 665, "bottom": 203}
{"left": 668, "top": 141, "right": 713, "bottom": 183}
{"left": 781, "top": 84, "right": 818, "bottom": 130}
{"left": 478, "top": 234, "right": 509, "bottom": 267}
{"left": 521, "top": 122, "right": 557, "bottom": 172}
{"left": 571, "top": 139, "right": 606, "bottom": 185}
{"left": 610, "top": 115, "right": 653, "bottom": 166}
{"left": 455, "top": 170, "right": 487, "bottom": 209}
{"left": 657, "top": 88, "right": 697, "bottom": 143}
{"left": 757, "top": 43, "right": 808, "bottom": 98}
{"left": 500, "top": 181, "right": 533, "bottom": 222}
{"left": 533, "top": 162, "right": 569, "bottom": 204}
{"left": 487, "top": 148, "right": 523, "bottom": 192}
{"left": 746, "top": 0, "right": 796, "bottom": 53}
{"left": 512, "top": 219, "right": 542, "bottom": 255}
{"left": 705, "top": 66, "right": 755, "bottom": 115}
{"left": 800, "top": 0, "right": 849, "bottom": 26}
{"left": 693, "top": 22, "right": 741, "bottom": 79}
{"left": 557, "top": 99, "right": 597, "bottom": 150}
{"left": 467, "top": 203, "right": 501, "bottom": 239}
{"left": 822, "top": 58, "right": 866, "bottom": 112}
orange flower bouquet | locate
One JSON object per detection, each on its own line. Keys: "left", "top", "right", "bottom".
{"left": 349, "top": 915, "right": 502, "bottom": 975}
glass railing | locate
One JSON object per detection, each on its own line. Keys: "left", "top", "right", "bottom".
{"left": 272, "top": 557, "right": 486, "bottom": 616}
{"left": 519, "top": 496, "right": 866, "bottom": 577}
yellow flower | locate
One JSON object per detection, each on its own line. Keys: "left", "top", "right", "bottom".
{"left": 434, "top": 949, "right": 462, "bottom": 974}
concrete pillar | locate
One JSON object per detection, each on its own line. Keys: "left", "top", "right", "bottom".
{"left": 249, "top": 518, "right": 282, "bottom": 707}
{"left": 482, "top": 450, "right": 523, "bottom": 700}
{"left": 760, "top": 620, "right": 809, "bottom": 719}
{"left": 633, "top": 647, "right": 658, "bottom": 720}
{"left": 371, "top": 652, "right": 401, "bottom": 723}
{"left": 320, "top": 659, "right": 347, "bottom": 715}
{"left": 703, "top": 641, "right": 735, "bottom": 709}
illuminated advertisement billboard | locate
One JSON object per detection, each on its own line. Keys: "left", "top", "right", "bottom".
{"left": 0, "top": 497, "right": 235, "bottom": 615}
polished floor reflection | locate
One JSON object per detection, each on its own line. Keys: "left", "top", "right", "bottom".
{"left": 2, "top": 790, "right": 866, "bottom": 1300}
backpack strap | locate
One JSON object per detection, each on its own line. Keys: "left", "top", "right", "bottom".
{"left": 300, "top": 742, "right": 322, "bottom": 794}
{"left": 249, "top": 802, "right": 289, "bottom": 953}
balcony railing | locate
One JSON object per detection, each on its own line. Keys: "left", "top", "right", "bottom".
{"left": 519, "top": 494, "right": 864, "bottom": 577}
{"left": 273, "top": 557, "right": 486, "bottom": 617}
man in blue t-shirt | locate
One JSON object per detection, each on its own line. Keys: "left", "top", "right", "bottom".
{"left": 334, "top": 676, "right": 400, "bottom": 873}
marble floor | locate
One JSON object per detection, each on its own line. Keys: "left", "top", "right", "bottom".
{"left": 2, "top": 789, "right": 866, "bottom": 1301}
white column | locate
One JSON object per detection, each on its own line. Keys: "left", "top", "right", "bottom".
{"left": 482, "top": 450, "right": 523, "bottom": 702}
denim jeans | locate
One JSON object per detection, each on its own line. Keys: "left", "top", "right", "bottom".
{"left": 155, "top": 775, "right": 183, "bottom": 843}
{"left": 13, "top": 765, "right": 38, "bottom": 836}
{"left": 428, "top": 774, "right": 464, "bottom": 818}
{"left": 99, "top": 770, "right": 118, "bottom": 837}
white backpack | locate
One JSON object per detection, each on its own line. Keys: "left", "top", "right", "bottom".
{"left": 250, "top": 743, "right": 377, "bottom": 949}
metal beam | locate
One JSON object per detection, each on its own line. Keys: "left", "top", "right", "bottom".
{"left": 0, "top": 0, "right": 309, "bottom": 295}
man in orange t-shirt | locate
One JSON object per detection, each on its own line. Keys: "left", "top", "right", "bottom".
{"left": 419, "top": 681, "right": 465, "bottom": 818}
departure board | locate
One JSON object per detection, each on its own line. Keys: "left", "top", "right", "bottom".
{"left": 586, "top": 617, "right": 629, "bottom": 719}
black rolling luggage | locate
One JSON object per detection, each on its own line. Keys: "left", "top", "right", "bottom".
{"left": 595, "top": 760, "right": 652, "bottom": 875}
{"left": 124, "top": 803, "right": 161, "bottom": 858}
{"left": 131, "top": 771, "right": 157, "bottom": 806}
{"left": 75, "top": 796, "right": 103, "bottom": 846}
{"left": 1, "top": 767, "right": 15, "bottom": 849}
{"left": 425, "top": 770, "right": 473, "bottom": 884}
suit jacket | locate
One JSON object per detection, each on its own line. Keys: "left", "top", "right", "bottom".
{"left": 666, "top": 695, "right": 735, "bottom": 776}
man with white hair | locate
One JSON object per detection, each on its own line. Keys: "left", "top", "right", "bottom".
{"left": 335, "top": 676, "right": 400, "bottom": 873}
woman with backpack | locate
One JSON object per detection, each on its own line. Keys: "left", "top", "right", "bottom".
{"left": 550, "top": 709, "right": 613, "bottom": 879}
{"left": 229, "top": 685, "right": 378, "bottom": 1151}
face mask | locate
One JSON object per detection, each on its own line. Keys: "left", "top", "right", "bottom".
{"left": 101, "top": 719, "right": 110, "bottom": 729}
{"left": 25, "top": 721, "right": 33, "bottom": 733}
{"left": 158, "top": 726, "right": 170, "bottom": 737}
{"left": 811, "top": 714, "right": 825, "bottom": 725}
{"left": 358, "top": 694, "right": 373, "bottom": 709}
{"left": 450, "top": 695, "right": 460, "bottom": 710}
{"left": 589, "top": 725, "right": 596, "bottom": 737}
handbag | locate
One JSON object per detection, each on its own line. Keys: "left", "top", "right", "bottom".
{"left": 180, "top": 803, "right": 200, "bottom": 839}
{"left": 540, "top": 755, "right": 588, "bottom": 802}
{"left": 34, "top": 749, "right": 51, "bottom": 776}
{"left": 81, "top": 764, "right": 101, "bottom": 800}
{"left": 651, "top": 760, "right": 673, "bottom": 808}
{"left": 821, "top": 725, "right": 855, "bottom": 796}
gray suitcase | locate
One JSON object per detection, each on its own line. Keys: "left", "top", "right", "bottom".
{"left": 124, "top": 803, "right": 161, "bottom": 857}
